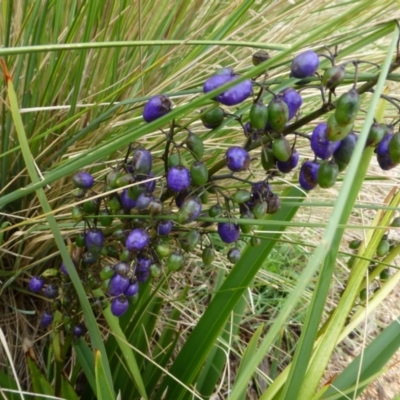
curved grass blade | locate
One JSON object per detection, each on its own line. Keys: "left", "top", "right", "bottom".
{"left": 0, "top": 59, "right": 115, "bottom": 395}
{"left": 154, "top": 185, "right": 305, "bottom": 400}
{"left": 321, "top": 314, "right": 400, "bottom": 399}
{"left": 95, "top": 350, "right": 115, "bottom": 400}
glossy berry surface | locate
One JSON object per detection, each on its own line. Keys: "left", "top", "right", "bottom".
{"left": 227, "top": 248, "right": 241, "bottom": 264}
{"left": 216, "top": 77, "right": 253, "bottom": 106}
{"left": 131, "top": 148, "right": 153, "bottom": 176}
{"left": 120, "top": 189, "right": 136, "bottom": 210}
{"left": 126, "top": 228, "right": 150, "bottom": 251}
{"left": 143, "top": 95, "right": 172, "bottom": 123}
{"left": 226, "top": 147, "right": 250, "bottom": 172}
{"left": 290, "top": 50, "right": 319, "bottom": 79}
{"left": 73, "top": 324, "right": 86, "bottom": 338}
{"left": 311, "top": 123, "right": 341, "bottom": 160}
{"left": 157, "top": 220, "right": 173, "bottom": 236}
{"left": 217, "top": 222, "right": 240, "bottom": 243}
{"left": 41, "top": 311, "right": 53, "bottom": 328}
{"left": 28, "top": 276, "right": 45, "bottom": 293}
{"left": 44, "top": 284, "right": 58, "bottom": 299}
{"left": 167, "top": 166, "right": 191, "bottom": 192}
{"left": 377, "top": 134, "right": 397, "bottom": 170}
{"left": 276, "top": 149, "right": 299, "bottom": 173}
{"left": 85, "top": 229, "right": 104, "bottom": 256}
{"left": 111, "top": 296, "right": 129, "bottom": 317}
{"left": 279, "top": 88, "right": 303, "bottom": 120}
{"left": 125, "top": 280, "right": 139, "bottom": 297}
{"left": 72, "top": 172, "right": 94, "bottom": 190}
{"left": 299, "top": 161, "right": 320, "bottom": 190}
{"left": 108, "top": 273, "right": 130, "bottom": 296}
{"left": 203, "top": 69, "right": 234, "bottom": 93}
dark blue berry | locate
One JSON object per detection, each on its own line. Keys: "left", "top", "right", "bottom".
{"left": 157, "top": 220, "right": 173, "bottom": 236}
{"left": 28, "top": 276, "right": 44, "bottom": 293}
{"left": 143, "top": 95, "right": 172, "bottom": 123}
{"left": 85, "top": 229, "right": 104, "bottom": 256}
{"left": 279, "top": 88, "right": 303, "bottom": 120}
{"left": 120, "top": 189, "right": 136, "bottom": 210}
{"left": 72, "top": 172, "right": 94, "bottom": 190}
{"left": 111, "top": 296, "right": 129, "bottom": 317}
{"left": 43, "top": 284, "right": 58, "bottom": 299}
{"left": 126, "top": 228, "right": 150, "bottom": 251}
{"left": 277, "top": 149, "right": 299, "bottom": 173}
{"left": 41, "top": 311, "right": 53, "bottom": 327}
{"left": 299, "top": 161, "right": 320, "bottom": 190}
{"left": 311, "top": 123, "right": 341, "bottom": 160}
{"left": 167, "top": 166, "right": 191, "bottom": 192}
{"left": 124, "top": 280, "right": 139, "bottom": 297}
{"left": 217, "top": 222, "right": 240, "bottom": 244}
{"left": 290, "top": 50, "right": 319, "bottom": 79}
{"left": 108, "top": 273, "right": 130, "bottom": 296}
{"left": 226, "top": 147, "right": 250, "bottom": 172}
{"left": 131, "top": 148, "right": 152, "bottom": 176}
{"left": 73, "top": 324, "right": 86, "bottom": 338}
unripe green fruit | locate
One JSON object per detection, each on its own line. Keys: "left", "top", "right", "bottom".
{"left": 190, "top": 161, "right": 209, "bottom": 186}
{"left": 176, "top": 196, "right": 202, "bottom": 224}
{"left": 99, "top": 265, "right": 115, "bottom": 281}
{"left": 108, "top": 195, "right": 122, "bottom": 212}
{"left": 106, "top": 245, "right": 119, "bottom": 258}
{"left": 376, "top": 239, "right": 390, "bottom": 257}
{"left": 380, "top": 268, "right": 391, "bottom": 281}
{"left": 326, "top": 114, "right": 353, "bottom": 142}
{"left": 250, "top": 237, "right": 261, "bottom": 247}
{"left": 200, "top": 191, "right": 209, "bottom": 204}
{"left": 252, "top": 50, "right": 270, "bottom": 66}
{"left": 106, "top": 169, "right": 122, "bottom": 189}
{"left": 249, "top": 102, "right": 269, "bottom": 130}
{"left": 252, "top": 201, "right": 268, "bottom": 220}
{"left": 359, "top": 288, "right": 367, "bottom": 302}
{"left": 71, "top": 206, "right": 84, "bottom": 223}
{"left": 367, "top": 122, "right": 388, "bottom": 147}
{"left": 119, "top": 249, "right": 130, "bottom": 262}
{"left": 82, "top": 199, "right": 98, "bottom": 214}
{"left": 391, "top": 216, "right": 400, "bottom": 227}
{"left": 112, "top": 229, "right": 126, "bottom": 242}
{"left": 349, "top": 239, "right": 362, "bottom": 250}
{"left": 322, "top": 65, "right": 346, "bottom": 91}
{"left": 347, "top": 255, "right": 355, "bottom": 268}
{"left": 156, "top": 243, "right": 170, "bottom": 258}
{"left": 180, "top": 230, "right": 200, "bottom": 252}
{"left": 168, "top": 153, "right": 189, "bottom": 169}
{"left": 389, "top": 131, "right": 400, "bottom": 164}
{"left": 272, "top": 137, "right": 292, "bottom": 162}
{"left": 75, "top": 233, "right": 86, "bottom": 247}
{"left": 167, "top": 251, "right": 184, "bottom": 272}
{"left": 99, "top": 210, "right": 113, "bottom": 227}
{"left": 268, "top": 98, "right": 289, "bottom": 131}
{"left": 186, "top": 133, "right": 204, "bottom": 159}
{"left": 239, "top": 209, "right": 254, "bottom": 234}
{"left": 116, "top": 173, "right": 134, "bottom": 188}
{"left": 200, "top": 107, "right": 225, "bottom": 128}
{"left": 261, "top": 146, "right": 276, "bottom": 170}
{"left": 317, "top": 160, "right": 339, "bottom": 188}
{"left": 232, "top": 189, "right": 251, "bottom": 204}
{"left": 209, "top": 204, "right": 222, "bottom": 218}
{"left": 148, "top": 200, "right": 163, "bottom": 215}
{"left": 202, "top": 246, "right": 215, "bottom": 265}
{"left": 335, "top": 88, "right": 361, "bottom": 127}
{"left": 150, "top": 263, "right": 162, "bottom": 278}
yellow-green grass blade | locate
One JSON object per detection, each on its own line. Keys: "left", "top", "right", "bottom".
{"left": 235, "top": 324, "right": 265, "bottom": 400}
{"left": 321, "top": 314, "right": 400, "bottom": 399}
{"left": 95, "top": 350, "right": 115, "bottom": 400}
{"left": 286, "top": 26, "right": 400, "bottom": 400}
{"left": 1, "top": 60, "right": 115, "bottom": 396}
{"left": 60, "top": 375, "right": 80, "bottom": 400}
{"left": 26, "top": 355, "right": 55, "bottom": 397}
{"left": 73, "top": 338, "right": 96, "bottom": 396}
{"left": 154, "top": 185, "right": 305, "bottom": 400}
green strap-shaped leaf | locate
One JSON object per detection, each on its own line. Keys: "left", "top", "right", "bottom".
{"left": 61, "top": 375, "right": 80, "bottom": 400}
{"left": 155, "top": 185, "right": 305, "bottom": 400}
{"left": 321, "top": 314, "right": 400, "bottom": 399}
{"left": 95, "top": 350, "right": 116, "bottom": 400}
{"left": 27, "top": 356, "right": 55, "bottom": 397}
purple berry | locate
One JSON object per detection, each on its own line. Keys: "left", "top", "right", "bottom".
{"left": 277, "top": 149, "right": 299, "bottom": 173}
{"left": 120, "top": 189, "right": 136, "bottom": 210}
{"left": 124, "top": 280, "right": 139, "bottom": 297}
{"left": 85, "top": 229, "right": 104, "bottom": 256}
{"left": 279, "top": 88, "right": 303, "bottom": 120}
{"left": 72, "top": 172, "right": 94, "bottom": 190}
{"left": 111, "top": 296, "right": 129, "bottom": 317}
{"left": 157, "top": 220, "right": 173, "bottom": 236}
{"left": 144, "top": 171, "right": 157, "bottom": 193}
{"left": 299, "top": 161, "right": 320, "bottom": 190}
{"left": 311, "top": 123, "right": 341, "bottom": 160}
{"left": 167, "top": 166, "right": 191, "bottom": 192}
{"left": 227, "top": 248, "right": 241, "bottom": 264}
{"left": 226, "top": 147, "right": 250, "bottom": 172}
{"left": 28, "top": 276, "right": 45, "bottom": 293}
{"left": 251, "top": 181, "right": 271, "bottom": 201}
{"left": 143, "top": 95, "right": 172, "bottom": 123}
{"left": 114, "top": 261, "right": 131, "bottom": 277}
{"left": 217, "top": 222, "right": 240, "bottom": 244}
{"left": 136, "top": 193, "right": 155, "bottom": 210}
{"left": 108, "top": 273, "right": 130, "bottom": 296}
{"left": 203, "top": 69, "right": 234, "bottom": 93}
{"left": 43, "top": 284, "right": 58, "bottom": 299}
{"left": 290, "top": 50, "right": 320, "bottom": 79}
{"left": 126, "top": 228, "right": 150, "bottom": 251}
{"left": 203, "top": 69, "right": 252, "bottom": 106}
{"left": 376, "top": 134, "right": 398, "bottom": 170}
{"left": 135, "top": 256, "right": 151, "bottom": 282}
{"left": 73, "top": 324, "right": 86, "bottom": 338}
{"left": 131, "top": 148, "right": 152, "bottom": 176}
{"left": 41, "top": 311, "right": 53, "bottom": 328}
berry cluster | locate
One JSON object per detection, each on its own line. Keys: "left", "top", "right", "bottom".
{"left": 28, "top": 47, "right": 400, "bottom": 329}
